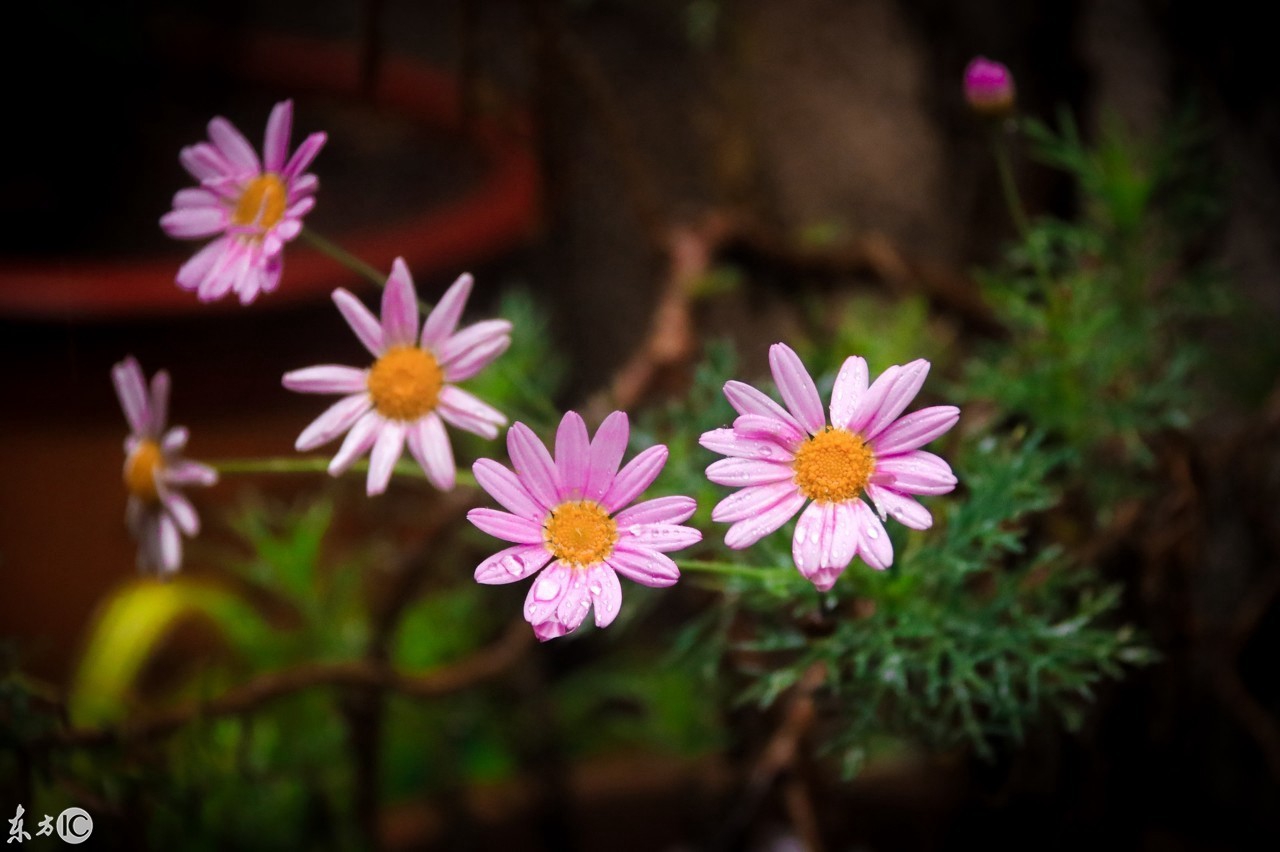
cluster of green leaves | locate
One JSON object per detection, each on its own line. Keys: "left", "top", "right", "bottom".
{"left": 965, "top": 110, "right": 1231, "bottom": 503}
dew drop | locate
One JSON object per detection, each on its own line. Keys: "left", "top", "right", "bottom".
{"left": 589, "top": 582, "right": 603, "bottom": 596}
{"left": 867, "top": 526, "right": 879, "bottom": 540}
{"left": 534, "top": 577, "right": 560, "bottom": 601}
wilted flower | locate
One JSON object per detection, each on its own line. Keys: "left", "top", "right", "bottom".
{"left": 469, "top": 411, "right": 700, "bottom": 641}
{"left": 113, "top": 357, "right": 218, "bottom": 575}
{"left": 284, "top": 260, "right": 509, "bottom": 495}
{"left": 964, "top": 56, "right": 1016, "bottom": 116}
{"left": 700, "top": 343, "right": 958, "bottom": 591}
{"left": 161, "top": 99, "right": 326, "bottom": 304}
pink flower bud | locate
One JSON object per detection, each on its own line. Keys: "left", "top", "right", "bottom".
{"left": 964, "top": 56, "right": 1015, "bottom": 116}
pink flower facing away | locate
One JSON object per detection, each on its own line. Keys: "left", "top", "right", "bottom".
{"left": 112, "top": 357, "right": 218, "bottom": 576}
{"left": 160, "top": 99, "right": 326, "bottom": 305}
{"left": 700, "top": 343, "right": 959, "bottom": 592}
{"left": 283, "top": 259, "right": 510, "bottom": 495}
{"left": 468, "top": 411, "right": 702, "bottom": 641}
{"left": 963, "top": 56, "right": 1016, "bottom": 116}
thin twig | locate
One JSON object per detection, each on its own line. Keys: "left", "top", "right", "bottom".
{"left": 44, "top": 621, "right": 532, "bottom": 749}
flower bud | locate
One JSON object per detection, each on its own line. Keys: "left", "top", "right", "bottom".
{"left": 964, "top": 56, "right": 1015, "bottom": 116}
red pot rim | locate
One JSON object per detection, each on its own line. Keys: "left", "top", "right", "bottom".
{"left": 0, "top": 32, "right": 540, "bottom": 320}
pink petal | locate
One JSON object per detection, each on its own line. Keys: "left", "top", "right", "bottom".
{"left": 420, "top": 272, "right": 473, "bottom": 349}
{"left": 731, "top": 414, "right": 805, "bottom": 449}
{"left": 438, "top": 320, "right": 512, "bottom": 372}
{"left": 584, "top": 411, "right": 628, "bottom": 502}
{"left": 332, "top": 289, "right": 385, "bottom": 356}
{"left": 162, "top": 204, "right": 227, "bottom": 240}
{"left": 157, "top": 514, "right": 183, "bottom": 575}
{"left": 724, "top": 489, "right": 807, "bottom": 549}
{"left": 176, "top": 236, "right": 231, "bottom": 293}
{"left": 437, "top": 386, "right": 506, "bottom": 439}
{"left": 440, "top": 333, "right": 511, "bottom": 383}
{"left": 865, "top": 484, "right": 933, "bottom": 530}
{"left": 507, "top": 422, "right": 560, "bottom": 510}
{"left": 287, "top": 173, "right": 318, "bottom": 201}
{"left": 872, "top": 451, "right": 957, "bottom": 495}
{"left": 829, "top": 356, "right": 869, "bottom": 430}
{"left": 722, "top": 380, "right": 804, "bottom": 436}
{"left": 473, "top": 458, "right": 544, "bottom": 519}
{"left": 179, "top": 143, "right": 230, "bottom": 181}
{"left": 263, "top": 100, "right": 293, "bottom": 174}
{"left": 148, "top": 369, "right": 170, "bottom": 434}
{"left": 587, "top": 564, "right": 623, "bottom": 628}
{"left": 474, "top": 543, "right": 552, "bottom": 585}
{"left": 554, "top": 411, "right": 591, "bottom": 498}
{"left": 856, "top": 359, "right": 931, "bottom": 441}
{"left": 711, "top": 481, "right": 799, "bottom": 524}
{"left": 468, "top": 508, "right": 546, "bottom": 544}
{"left": 406, "top": 412, "right": 456, "bottom": 491}
{"left": 871, "top": 405, "right": 960, "bottom": 456}
{"left": 614, "top": 495, "right": 697, "bottom": 526}
{"left": 282, "top": 131, "right": 327, "bottom": 180}
{"left": 160, "top": 426, "right": 189, "bottom": 454}
{"left": 171, "top": 187, "right": 220, "bottom": 209}
{"left": 555, "top": 569, "right": 595, "bottom": 633}
{"left": 524, "top": 562, "right": 578, "bottom": 640}
{"left": 706, "top": 457, "right": 794, "bottom": 488}
{"left": 601, "top": 445, "right": 668, "bottom": 514}
{"left": 294, "top": 393, "right": 372, "bottom": 451}
{"left": 327, "top": 411, "right": 382, "bottom": 475}
{"left": 197, "top": 239, "right": 246, "bottom": 302}
{"left": 282, "top": 365, "right": 368, "bottom": 395}
{"left": 284, "top": 196, "right": 315, "bottom": 220}
{"left": 164, "top": 460, "right": 218, "bottom": 488}
{"left": 698, "top": 428, "right": 795, "bottom": 463}
{"left": 852, "top": 499, "right": 893, "bottom": 569}
{"left": 617, "top": 523, "right": 701, "bottom": 553}
{"left": 161, "top": 488, "right": 200, "bottom": 536}
{"left": 792, "top": 501, "right": 856, "bottom": 591}
{"left": 112, "top": 357, "right": 150, "bottom": 436}
{"left": 207, "top": 116, "right": 261, "bottom": 174}
{"left": 606, "top": 544, "right": 680, "bottom": 588}
{"left": 366, "top": 420, "right": 407, "bottom": 495}
{"left": 769, "top": 343, "right": 826, "bottom": 435}
{"left": 381, "top": 258, "right": 420, "bottom": 347}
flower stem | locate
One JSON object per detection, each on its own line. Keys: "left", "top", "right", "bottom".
{"left": 299, "top": 227, "right": 387, "bottom": 289}
{"left": 211, "top": 455, "right": 478, "bottom": 490}
{"left": 989, "top": 123, "right": 1030, "bottom": 239}
{"left": 679, "top": 559, "right": 792, "bottom": 580}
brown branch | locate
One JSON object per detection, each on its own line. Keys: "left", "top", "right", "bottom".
{"left": 45, "top": 620, "right": 532, "bottom": 749}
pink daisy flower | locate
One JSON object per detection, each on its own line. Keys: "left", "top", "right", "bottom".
{"left": 283, "top": 259, "right": 510, "bottom": 495}
{"left": 112, "top": 357, "right": 218, "bottom": 576}
{"left": 160, "top": 99, "right": 326, "bottom": 305}
{"left": 700, "top": 343, "right": 959, "bottom": 591}
{"left": 468, "top": 411, "right": 701, "bottom": 641}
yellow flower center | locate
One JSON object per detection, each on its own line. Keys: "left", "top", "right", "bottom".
{"left": 366, "top": 346, "right": 444, "bottom": 421}
{"left": 792, "top": 427, "right": 875, "bottom": 503}
{"left": 544, "top": 500, "right": 618, "bottom": 567}
{"left": 232, "top": 173, "right": 287, "bottom": 230}
{"left": 124, "top": 439, "right": 164, "bottom": 502}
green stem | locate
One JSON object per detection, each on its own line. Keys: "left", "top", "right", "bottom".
{"left": 679, "top": 559, "right": 792, "bottom": 580}
{"left": 212, "top": 455, "right": 478, "bottom": 490}
{"left": 989, "top": 124, "right": 1031, "bottom": 240}
{"left": 299, "top": 227, "right": 387, "bottom": 289}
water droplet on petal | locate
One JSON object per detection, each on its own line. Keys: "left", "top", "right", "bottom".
{"left": 589, "top": 582, "right": 603, "bottom": 596}
{"left": 535, "top": 577, "right": 560, "bottom": 601}
{"left": 867, "top": 527, "right": 879, "bottom": 539}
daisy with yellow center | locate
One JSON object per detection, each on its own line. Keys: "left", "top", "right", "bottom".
{"left": 468, "top": 411, "right": 701, "bottom": 641}
{"left": 113, "top": 357, "right": 218, "bottom": 576}
{"left": 700, "top": 343, "right": 960, "bottom": 591}
{"left": 283, "top": 258, "right": 510, "bottom": 495}
{"left": 161, "top": 100, "right": 326, "bottom": 305}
